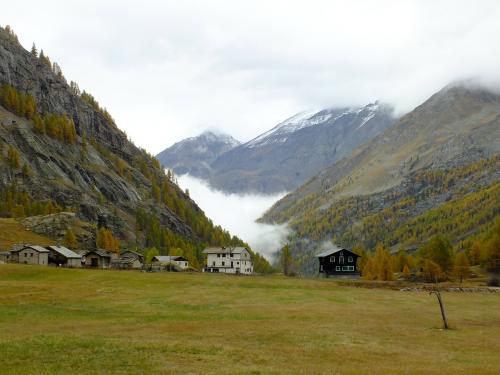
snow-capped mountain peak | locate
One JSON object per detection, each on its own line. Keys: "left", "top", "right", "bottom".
{"left": 245, "top": 101, "right": 386, "bottom": 149}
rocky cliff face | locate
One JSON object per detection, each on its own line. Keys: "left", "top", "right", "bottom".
{"left": 0, "top": 27, "right": 235, "bottom": 252}
{"left": 156, "top": 131, "right": 240, "bottom": 179}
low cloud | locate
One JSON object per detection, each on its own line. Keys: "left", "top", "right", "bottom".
{"left": 4, "top": 1, "right": 500, "bottom": 153}
{"left": 177, "top": 175, "right": 289, "bottom": 261}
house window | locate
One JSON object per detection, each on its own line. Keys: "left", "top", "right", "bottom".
{"left": 230, "top": 254, "right": 233, "bottom": 257}
{"left": 339, "top": 256, "right": 344, "bottom": 264}
{"left": 348, "top": 256, "right": 353, "bottom": 262}
{"left": 330, "top": 256, "right": 335, "bottom": 262}
{"left": 217, "top": 254, "right": 220, "bottom": 258}
{"left": 335, "top": 266, "right": 340, "bottom": 271}
{"left": 320, "top": 265, "right": 323, "bottom": 271}
{"left": 222, "top": 261, "right": 225, "bottom": 266}
{"left": 212, "top": 261, "right": 215, "bottom": 266}
{"left": 24, "top": 253, "right": 27, "bottom": 257}
{"left": 222, "top": 254, "right": 226, "bottom": 258}
{"left": 31, "top": 253, "right": 33, "bottom": 257}
{"left": 342, "top": 266, "right": 349, "bottom": 271}
{"left": 237, "top": 262, "right": 239, "bottom": 265}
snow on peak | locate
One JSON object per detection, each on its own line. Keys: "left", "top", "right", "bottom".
{"left": 245, "top": 102, "right": 382, "bottom": 149}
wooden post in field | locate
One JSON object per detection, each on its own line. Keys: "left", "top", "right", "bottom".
{"left": 429, "top": 279, "right": 449, "bottom": 329}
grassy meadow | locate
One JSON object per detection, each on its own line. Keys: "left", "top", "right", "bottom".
{"left": 0, "top": 264, "right": 499, "bottom": 374}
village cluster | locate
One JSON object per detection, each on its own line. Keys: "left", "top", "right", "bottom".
{"left": 0, "top": 245, "right": 255, "bottom": 275}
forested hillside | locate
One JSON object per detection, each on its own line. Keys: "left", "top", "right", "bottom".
{"left": 262, "top": 83, "right": 500, "bottom": 274}
{"left": 0, "top": 25, "right": 270, "bottom": 271}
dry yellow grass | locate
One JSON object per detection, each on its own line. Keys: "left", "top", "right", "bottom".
{"left": 0, "top": 218, "right": 53, "bottom": 250}
{"left": 0, "top": 264, "right": 499, "bottom": 374}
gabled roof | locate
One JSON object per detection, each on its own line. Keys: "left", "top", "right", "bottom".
{"left": 47, "top": 245, "right": 82, "bottom": 259}
{"left": 202, "top": 247, "right": 249, "bottom": 255}
{"left": 78, "top": 250, "right": 112, "bottom": 258}
{"left": 316, "top": 246, "right": 360, "bottom": 258}
{"left": 121, "top": 250, "right": 144, "bottom": 259}
{"left": 11, "top": 245, "right": 49, "bottom": 253}
{"left": 152, "top": 255, "right": 188, "bottom": 263}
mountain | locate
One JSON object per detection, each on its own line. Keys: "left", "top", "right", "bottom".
{"left": 0, "top": 26, "right": 270, "bottom": 271}
{"left": 156, "top": 130, "right": 240, "bottom": 179}
{"left": 159, "top": 102, "right": 395, "bottom": 194}
{"left": 261, "top": 83, "right": 500, "bottom": 274}
{"left": 210, "top": 102, "right": 395, "bottom": 193}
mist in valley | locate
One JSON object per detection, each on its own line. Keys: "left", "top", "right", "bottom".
{"left": 177, "top": 175, "right": 289, "bottom": 261}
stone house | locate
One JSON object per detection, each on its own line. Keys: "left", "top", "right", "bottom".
{"left": 79, "top": 250, "right": 113, "bottom": 268}
{"left": 0, "top": 251, "right": 11, "bottom": 263}
{"left": 46, "top": 245, "right": 82, "bottom": 268}
{"left": 10, "top": 245, "right": 49, "bottom": 265}
{"left": 111, "top": 250, "right": 144, "bottom": 270}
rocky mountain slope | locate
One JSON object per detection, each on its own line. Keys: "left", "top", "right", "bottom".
{"left": 158, "top": 102, "right": 395, "bottom": 194}
{"left": 261, "top": 83, "right": 500, "bottom": 274}
{"left": 156, "top": 130, "right": 240, "bottom": 179}
{"left": 0, "top": 26, "right": 270, "bottom": 269}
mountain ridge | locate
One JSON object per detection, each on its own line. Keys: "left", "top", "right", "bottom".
{"left": 260, "top": 83, "right": 500, "bottom": 274}
{"left": 158, "top": 101, "right": 395, "bottom": 194}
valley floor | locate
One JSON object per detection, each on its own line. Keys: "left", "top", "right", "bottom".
{"left": 0, "top": 264, "right": 499, "bottom": 375}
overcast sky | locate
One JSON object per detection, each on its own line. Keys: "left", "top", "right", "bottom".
{"left": 3, "top": 1, "right": 500, "bottom": 154}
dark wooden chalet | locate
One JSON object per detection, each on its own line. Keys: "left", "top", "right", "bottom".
{"left": 316, "top": 246, "right": 361, "bottom": 277}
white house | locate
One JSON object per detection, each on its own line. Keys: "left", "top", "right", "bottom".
{"left": 152, "top": 255, "right": 189, "bottom": 270}
{"left": 203, "top": 247, "right": 253, "bottom": 275}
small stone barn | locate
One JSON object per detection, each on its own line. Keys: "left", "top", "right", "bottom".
{"left": 316, "top": 246, "right": 361, "bottom": 277}
{"left": 111, "top": 250, "right": 144, "bottom": 269}
{"left": 47, "top": 246, "right": 82, "bottom": 268}
{"left": 10, "top": 245, "right": 49, "bottom": 266}
{"left": 120, "top": 250, "right": 145, "bottom": 264}
{"left": 0, "top": 251, "right": 11, "bottom": 263}
{"left": 79, "top": 250, "right": 112, "bottom": 268}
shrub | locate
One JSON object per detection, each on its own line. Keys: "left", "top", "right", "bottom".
{"left": 487, "top": 276, "right": 499, "bottom": 287}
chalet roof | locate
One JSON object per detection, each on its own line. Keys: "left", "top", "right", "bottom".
{"left": 152, "top": 255, "right": 187, "bottom": 263}
{"left": 78, "top": 250, "right": 112, "bottom": 258}
{"left": 316, "top": 246, "right": 361, "bottom": 258}
{"left": 47, "top": 245, "right": 82, "bottom": 259}
{"left": 202, "top": 247, "right": 249, "bottom": 255}
{"left": 121, "top": 250, "right": 144, "bottom": 259}
{"left": 11, "top": 245, "right": 49, "bottom": 253}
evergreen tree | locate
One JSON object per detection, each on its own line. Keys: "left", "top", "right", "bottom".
{"left": 362, "top": 256, "right": 376, "bottom": 280}
{"left": 145, "top": 247, "right": 159, "bottom": 263}
{"left": 418, "top": 235, "right": 454, "bottom": 272}
{"left": 402, "top": 264, "right": 411, "bottom": 280}
{"left": 485, "top": 233, "right": 500, "bottom": 272}
{"left": 7, "top": 146, "right": 20, "bottom": 169}
{"left": 374, "top": 243, "right": 393, "bottom": 281}
{"left": 396, "top": 250, "right": 408, "bottom": 272}
{"left": 422, "top": 259, "right": 443, "bottom": 282}
{"left": 64, "top": 228, "right": 78, "bottom": 250}
{"left": 453, "top": 252, "right": 470, "bottom": 283}
{"left": 281, "top": 244, "right": 292, "bottom": 276}
{"left": 30, "top": 43, "right": 38, "bottom": 58}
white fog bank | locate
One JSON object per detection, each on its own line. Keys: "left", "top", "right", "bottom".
{"left": 177, "top": 175, "right": 289, "bottom": 261}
